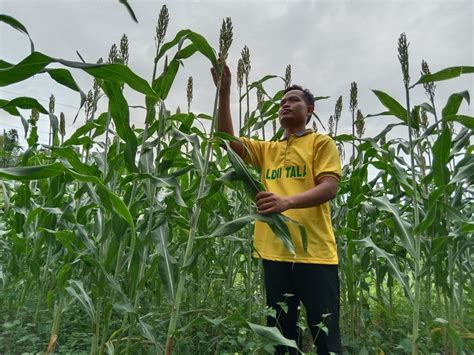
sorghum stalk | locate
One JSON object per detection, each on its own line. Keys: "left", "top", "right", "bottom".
{"left": 165, "top": 18, "right": 233, "bottom": 354}
{"left": 48, "top": 94, "right": 55, "bottom": 148}
{"left": 398, "top": 32, "right": 421, "bottom": 354}
{"left": 242, "top": 46, "right": 251, "bottom": 136}
{"left": 257, "top": 84, "right": 265, "bottom": 140}
{"left": 237, "top": 59, "right": 244, "bottom": 132}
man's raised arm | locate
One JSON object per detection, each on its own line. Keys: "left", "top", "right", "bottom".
{"left": 211, "top": 64, "right": 244, "bottom": 157}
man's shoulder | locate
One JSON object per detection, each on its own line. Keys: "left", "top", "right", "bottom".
{"left": 305, "top": 132, "right": 335, "bottom": 144}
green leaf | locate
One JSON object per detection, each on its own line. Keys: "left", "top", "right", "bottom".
{"left": 0, "top": 52, "right": 158, "bottom": 98}
{"left": 210, "top": 215, "right": 255, "bottom": 237}
{"left": 432, "top": 126, "right": 452, "bottom": 186}
{"left": 153, "top": 58, "right": 180, "bottom": 100}
{"left": 225, "top": 141, "right": 265, "bottom": 197}
{"left": 255, "top": 214, "right": 298, "bottom": 255}
{"left": 371, "top": 196, "right": 415, "bottom": 257}
{"left": 442, "top": 91, "right": 470, "bottom": 118}
{"left": 444, "top": 114, "right": 474, "bottom": 130}
{"left": 248, "top": 323, "right": 299, "bottom": 350}
{"left": 0, "top": 52, "right": 52, "bottom": 86}
{"left": 0, "top": 14, "right": 34, "bottom": 52}
{"left": 0, "top": 96, "right": 48, "bottom": 114}
{"left": 412, "top": 66, "right": 474, "bottom": 87}
{"left": 119, "top": 0, "right": 138, "bottom": 23}
{"left": 372, "top": 90, "right": 409, "bottom": 125}
{"left": 57, "top": 58, "right": 157, "bottom": 98}
{"left": 52, "top": 146, "right": 100, "bottom": 176}
{"left": 186, "top": 31, "right": 219, "bottom": 72}
{"left": 451, "top": 154, "right": 474, "bottom": 185}
{"left": 0, "top": 99, "right": 19, "bottom": 116}
{"left": 66, "top": 280, "right": 96, "bottom": 323}
{"left": 153, "top": 223, "right": 177, "bottom": 301}
{"left": 0, "top": 163, "right": 64, "bottom": 180}
{"left": 102, "top": 81, "right": 137, "bottom": 172}
{"left": 46, "top": 68, "right": 86, "bottom": 106}
{"left": 354, "top": 237, "right": 413, "bottom": 303}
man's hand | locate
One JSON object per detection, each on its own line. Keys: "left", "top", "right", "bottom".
{"left": 211, "top": 64, "right": 231, "bottom": 94}
{"left": 255, "top": 176, "right": 339, "bottom": 214}
{"left": 256, "top": 191, "right": 290, "bottom": 215}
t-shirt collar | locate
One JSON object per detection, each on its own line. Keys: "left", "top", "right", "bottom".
{"left": 281, "top": 128, "right": 314, "bottom": 141}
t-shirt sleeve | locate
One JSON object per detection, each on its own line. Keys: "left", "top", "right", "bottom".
{"left": 239, "top": 137, "right": 265, "bottom": 168}
{"left": 313, "top": 135, "right": 342, "bottom": 182}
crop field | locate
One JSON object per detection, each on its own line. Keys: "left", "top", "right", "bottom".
{"left": 0, "top": 3, "right": 473, "bottom": 354}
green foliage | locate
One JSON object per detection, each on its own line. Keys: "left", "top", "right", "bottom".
{"left": 0, "top": 12, "right": 472, "bottom": 355}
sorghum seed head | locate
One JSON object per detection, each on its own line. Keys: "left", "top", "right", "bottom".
{"left": 187, "top": 76, "right": 193, "bottom": 108}
{"left": 155, "top": 5, "right": 169, "bottom": 48}
{"left": 355, "top": 109, "right": 365, "bottom": 138}
{"left": 108, "top": 44, "right": 119, "bottom": 63}
{"left": 284, "top": 64, "right": 292, "bottom": 89}
{"left": 349, "top": 82, "right": 358, "bottom": 112}
{"left": 421, "top": 111, "right": 429, "bottom": 130}
{"left": 120, "top": 34, "right": 129, "bottom": 65}
{"left": 421, "top": 60, "right": 436, "bottom": 100}
{"left": 237, "top": 59, "right": 244, "bottom": 90}
{"left": 49, "top": 94, "right": 55, "bottom": 114}
{"left": 328, "top": 115, "right": 334, "bottom": 136}
{"left": 218, "top": 17, "right": 233, "bottom": 67}
{"left": 334, "top": 96, "right": 343, "bottom": 123}
{"left": 397, "top": 32, "right": 410, "bottom": 87}
{"left": 30, "top": 109, "right": 39, "bottom": 124}
{"left": 85, "top": 90, "right": 94, "bottom": 118}
{"left": 256, "top": 84, "right": 264, "bottom": 110}
{"left": 241, "top": 45, "right": 251, "bottom": 79}
{"left": 59, "top": 112, "right": 66, "bottom": 137}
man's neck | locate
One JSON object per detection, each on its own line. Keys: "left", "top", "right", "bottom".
{"left": 284, "top": 126, "right": 306, "bottom": 137}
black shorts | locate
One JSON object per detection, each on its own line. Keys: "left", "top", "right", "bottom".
{"left": 262, "top": 259, "right": 341, "bottom": 355}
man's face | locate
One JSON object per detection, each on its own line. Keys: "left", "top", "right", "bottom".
{"left": 278, "top": 90, "right": 314, "bottom": 129}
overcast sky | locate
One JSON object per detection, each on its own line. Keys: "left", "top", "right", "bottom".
{"left": 1, "top": 0, "right": 473, "bottom": 149}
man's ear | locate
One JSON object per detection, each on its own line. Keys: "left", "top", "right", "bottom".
{"left": 307, "top": 104, "right": 315, "bottom": 115}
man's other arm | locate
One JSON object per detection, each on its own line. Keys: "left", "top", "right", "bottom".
{"left": 255, "top": 176, "right": 339, "bottom": 214}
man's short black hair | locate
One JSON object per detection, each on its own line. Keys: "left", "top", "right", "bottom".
{"left": 283, "top": 85, "right": 315, "bottom": 107}
{"left": 283, "top": 85, "right": 315, "bottom": 123}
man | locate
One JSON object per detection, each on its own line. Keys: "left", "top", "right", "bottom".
{"left": 212, "top": 65, "right": 342, "bottom": 355}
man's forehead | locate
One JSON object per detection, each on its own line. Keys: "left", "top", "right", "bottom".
{"left": 282, "top": 89, "right": 305, "bottom": 100}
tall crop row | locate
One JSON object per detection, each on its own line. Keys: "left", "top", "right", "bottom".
{"left": 0, "top": 9, "right": 473, "bottom": 354}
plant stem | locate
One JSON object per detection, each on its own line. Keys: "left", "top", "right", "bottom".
{"left": 165, "top": 81, "right": 221, "bottom": 354}
{"left": 404, "top": 84, "right": 422, "bottom": 355}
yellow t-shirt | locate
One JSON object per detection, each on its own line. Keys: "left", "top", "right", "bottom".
{"left": 240, "top": 129, "right": 341, "bottom": 264}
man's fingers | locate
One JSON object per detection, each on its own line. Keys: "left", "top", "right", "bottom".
{"left": 256, "top": 196, "right": 274, "bottom": 207}
{"left": 257, "top": 206, "right": 275, "bottom": 215}
{"left": 256, "top": 191, "right": 273, "bottom": 199}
